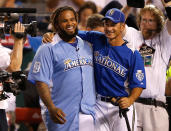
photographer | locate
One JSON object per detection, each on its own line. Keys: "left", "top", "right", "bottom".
{"left": 0, "top": 21, "right": 25, "bottom": 131}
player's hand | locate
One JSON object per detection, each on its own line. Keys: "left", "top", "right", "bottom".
{"left": 117, "top": 97, "right": 133, "bottom": 109}
{"left": 48, "top": 106, "right": 66, "bottom": 124}
{"left": 42, "top": 32, "right": 54, "bottom": 43}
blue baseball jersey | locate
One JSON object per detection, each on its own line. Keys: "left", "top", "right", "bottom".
{"left": 78, "top": 31, "right": 146, "bottom": 97}
{"left": 28, "top": 36, "right": 96, "bottom": 131}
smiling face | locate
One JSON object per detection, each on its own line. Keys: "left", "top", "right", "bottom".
{"left": 58, "top": 10, "right": 78, "bottom": 35}
{"left": 56, "top": 10, "right": 78, "bottom": 42}
{"left": 140, "top": 11, "right": 157, "bottom": 39}
{"left": 104, "top": 19, "right": 124, "bottom": 41}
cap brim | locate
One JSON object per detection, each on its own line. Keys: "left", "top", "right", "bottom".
{"left": 102, "top": 16, "right": 119, "bottom": 23}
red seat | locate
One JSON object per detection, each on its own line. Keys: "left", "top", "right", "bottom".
{"left": 15, "top": 107, "right": 42, "bottom": 123}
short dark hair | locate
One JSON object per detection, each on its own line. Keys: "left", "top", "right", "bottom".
{"left": 100, "top": 1, "right": 122, "bottom": 16}
{"left": 51, "top": 6, "right": 78, "bottom": 32}
{"left": 78, "top": 1, "right": 97, "bottom": 21}
{"left": 86, "top": 14, "right": 104, "bottom": 29}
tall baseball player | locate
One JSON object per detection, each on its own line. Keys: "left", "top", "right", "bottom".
{"left": 28, "top": 6, "right": 96, "bottom": 131}
{"left": 78, "top": 8, "right": 146, "bottom": 131}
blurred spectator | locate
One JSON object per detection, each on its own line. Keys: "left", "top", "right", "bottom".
{"left": 145, "top": 0, "right": 165, "bottom": 12}
{"left": 78, "top": 1, "right": 97, "bottom": 30}
{"left": 100, "top": 0, "right": 122, "bottom": 15}
{"left": 46, "top": 0, "right": 85, "bottom": 12}
{"left": 0, "top": 0, "right": 15, "bottom": 7}
{"left": 84, "top": 0, "right": 126, "bottom": 12}
{"left": 16, "top": 0, "right": 46, "bottom": 3}
{"left": 84, "top": 0, "right": 107, "bottom": 12}
{"left": 5, "top": 0, "right": 15, "bottom": 7}
{"left": 0, "top": 0, "right": 6, "bottom": 7}
{"left": 86, "top": 13, "right": 104, "bottom": 32}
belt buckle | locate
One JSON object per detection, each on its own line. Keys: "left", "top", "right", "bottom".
{"left": 101, "top": 96, "right": 111, "bottom": 102}
{"left": 104, "top": 97, "right": 108, "bottom": 102}
{"left": 100, "top": 96, "right": 106, "bottom": 102}
{"left": 101, "top": 97, "right": 106, "bottom": 102}
{"left": 104, "top": 96, "right": 110, "bottom": 102}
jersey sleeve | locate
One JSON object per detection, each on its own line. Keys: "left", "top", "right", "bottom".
{"left": 28, "top": 36, "right": 42, "bottom": 52}
{"left": 78, "top": 30, "right": 104, "bottom": 44}
{"left": 28, "top": 44, "right": 53, "bottom": 86}
{"left": 128, "top": 50, "right": 146, "bottom": 89}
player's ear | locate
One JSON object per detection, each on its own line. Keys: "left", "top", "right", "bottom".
{"left": 120, "top": 23, "right": 125, "bottom": 32}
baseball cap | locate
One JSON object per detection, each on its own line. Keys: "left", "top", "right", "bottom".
{"left": 102, "top": 8, "right": 125, "bottom": 23}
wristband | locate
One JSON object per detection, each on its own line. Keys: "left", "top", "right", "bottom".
{"left": 13, "top": 32, "right": 26, "bottom": 39}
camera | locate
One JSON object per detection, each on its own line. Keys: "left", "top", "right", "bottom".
{"left": 0, "top": 70, "right": 27, "bottom": 101}
{"left": 127, "top": 0, "right": 145, "bottom": 8}
{"left": 164, "top": 0, "right": 171, "bottom": 3}
{"left": 0, "top": 8, "right": 37, "bottom": 39}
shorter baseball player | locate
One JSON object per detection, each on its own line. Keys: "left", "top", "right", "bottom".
{"left": 78, "top": 8, "right": 146, "bottom": 131}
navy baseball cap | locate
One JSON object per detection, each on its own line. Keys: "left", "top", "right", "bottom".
{"left": 102, "top": 8, "right": 125, "bottom": 23}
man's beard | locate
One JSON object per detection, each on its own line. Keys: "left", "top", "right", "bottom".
{"left": 58, "top": 27, "right": 78, "bottom": 42}
{"left": 142, "top": 29, "right": 156, "bottom": 40}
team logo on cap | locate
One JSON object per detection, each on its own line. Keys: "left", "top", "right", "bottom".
{"left": 109, "top": 9, "right": 114, "bottom": 16}
{"left": 136, "top": 70, "right": 144, "bottom": 81}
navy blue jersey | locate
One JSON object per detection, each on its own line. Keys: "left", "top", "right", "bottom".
{"left": 78, "top": 31, "right": 146, "bottom": 97}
